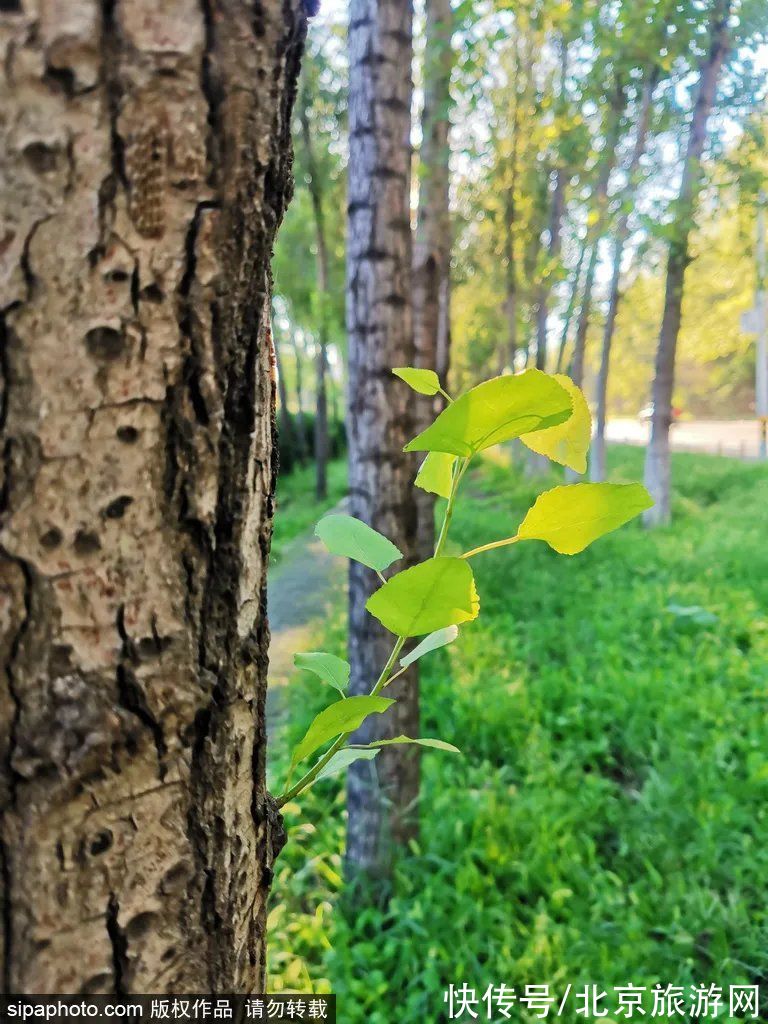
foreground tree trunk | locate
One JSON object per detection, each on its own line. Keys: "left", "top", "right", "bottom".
{"left": 299, "top": 79, "right": 331, "bottom": 500}
{"left": 591, "top": 73, "right": 657, "bottom": 482}
{"left": 0, "top": 0, "right": 306, "bottom": 993}
{"left": 644, "top": 1, "right": 730, "bottom": 526}
{"left": 413, "top": 0, "right": 453, "bottom": 561}
{"left": 346, "top": 0, "right": 420, "bottom": 880}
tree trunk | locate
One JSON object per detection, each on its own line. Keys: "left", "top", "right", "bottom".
{"left": 299, "top": 80, "right": 330, "bottom": 500}
{"left": 274, "top": 331, "right": 298, "bottom": 472}
{"left": 570, "top": 81, "right": 626, "bottom": 389}
{"left": 289, "top": 329, "right": 310, "bottom": 464}
{"left": 413, "top": 0, "right": 453, "bottom": 561}
{"left": 591, "top": 73, "right": 657, "bottom": 482}
{"left": 0, "top": 0, "right": 306, "bottom": 994}
{"left": 555, "top": 237, "right": 588, "bottom": 373}
{"left": 346, "top": 0, "right": 419, "bottom": 880}
{"left": 644, "top": 1, "right": 730, "bottom": 526}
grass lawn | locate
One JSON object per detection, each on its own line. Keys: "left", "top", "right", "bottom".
{"left": 267, "top": 446, "right": 768, "bottom": 1021}
{"left": 271, "top": 458, "right": 348, "bottom": 567}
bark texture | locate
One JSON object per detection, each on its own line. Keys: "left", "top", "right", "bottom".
{"left": 413, "top": 0, "right": 452, "bottom": 562}
{"left": 644, "top": 1, "right": 730, "bottom": 525}
{"left": 591, "top": 73, "right": 656, "bottom": 482}
{"left": 0, "top": 0, "right": 306, "bottom": 993}
{"left": 346, "top": 0, "right": 419, "bottom": 878}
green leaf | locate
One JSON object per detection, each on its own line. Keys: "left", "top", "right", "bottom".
{"left": 518, "top": 482, "right": 653, "bottom": 555}
{"left": 294, "top": 652, "right": 349, "bottom": 695}
{"left": 415, "top": 451, "right": 456, "bottom": 499}
{"left": 291, "top": 695, "right": 394, "bottom": 769}
{"left": 355, "top": 735, "right": 461, "bottom": 753}
{"left": 400, "top": 626, "right": 459, "bottom": 669}
{"left": 393, "top": 367, "right": 441, "bottom": 395}
{"left": 315, "top": 747, "right": 379, "bottom": 783}
{"left": 366, "top": 557, "right": 479, "bottom": 636}
{"left": 520, "top": 374, "right": 591, "bottom": 474}
{"left": 404, "top": 369, "right": 572, "bottom": 456}
{"left": 315, "top": 513, "right": 402, "bottom": 571}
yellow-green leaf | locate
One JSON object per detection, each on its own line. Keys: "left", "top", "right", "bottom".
{"left": 358, "top": 735, "right": 461, "bottom": 753}
{"left": 404, "top": 369, "right": 572, "bottom": 456}
{"left": 315, "top": 747, "right": 378, "bottom": 782}
{"left": 393, "top": 367, "right": 441, "bottom": 395}
{"left": 366, "top": 557, "right": 479, "bottom": 636}
{"left": 290, "top": 695, "right": 394, "bottom": 769}
{"left": 518, "top": 482, "right": 653, "bottom": 555}
{"left": 294, "top": 652, "right": 349, "bottom": 695}
{"left": 520, "top": 374, "right": 591, "bottom": 473}
{"left": 400, "top": 626, "right": 459, "bottom": 669}
{"left": 315, "top": 513, "right": 402, "bottom": 571}
{"left": 415, "top": 451, "right": 456, "bottom": 498}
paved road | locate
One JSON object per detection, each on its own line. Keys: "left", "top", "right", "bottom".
{"left": 606, "top": 418, "right": 764, "bottom": 459}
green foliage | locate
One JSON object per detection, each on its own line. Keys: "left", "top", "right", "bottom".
{"left": 404, "top": 370, "right": 573, "bottom": 456}
{"left": 366, "top": 558, "right": 480, "bottom": 637}
{"left": 415, "top": 452, "right": 456, "bottom": 499}
{"left": 400, "top": 626, "right": 459, "bottom": 669}
{"left": 520, "top": 373, "right": 592, "bottom": 474}
{"left": 517, "top": 482, "right": 654, "bottom": 555}
{"left": 290, "top": 696, "right": 394, "bottom": 773}
{"left": 294, "top": 652, "right": 350, "bottom": 695}
{"left": 271, "top": 458, "right": 347, "bottom": 567}
{"left": 393, "top": 367, "right": 443, "bottom": 396}
{"left": 280, "top": 367, "right": 648, "bottom": 807}
{"left": 315, "top": 514, "right": 402, "bottom": 572}
{"left": 315, "top": 748, "right": 378, "bottom": 783}
{"left": 269, "top": 448, "right": 768, "bottom": 1018}
{"left": 354, "top": 736, "right": 461, "bottom": 754}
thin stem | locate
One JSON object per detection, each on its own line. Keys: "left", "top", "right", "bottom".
{"left": 277, "top": 635, "right": 406, "bottom": 806}
{"left": 434, "top": 457, "right": 469, "bottom": 557}
{"left": 461, "top": 535, "right": 521, "bottom": 560}
{"left": 438, "top": 387, "right": 454, "bottom": 404}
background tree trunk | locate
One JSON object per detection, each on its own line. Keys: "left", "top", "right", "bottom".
{"left": 0, "top": 0, "right": 306, "bottom": 993}
{"left": 413, "top": 0, "right": 453, "bottom": 561}
{"left": 591, "top": 72, "right": 657, "bottom": 482}
{"left": 644, "top": 1, "right": 730, "bottom": 526}
{"left": 569, "top": 81, "right": 626, "bottom": 390}
{"left": 299, "top": 80, "right": 331, "bottom": 501}
{"left": 346, "top": 0, "right": 420, "bottom": 881}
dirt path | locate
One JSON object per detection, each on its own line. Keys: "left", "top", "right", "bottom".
{"left": 266, "top": 509, "right": 347, "bottom": 732}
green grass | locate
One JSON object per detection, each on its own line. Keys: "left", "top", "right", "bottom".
{"left": 268, "top": 447, "right": 768, "bottom": 1020}
{"left": 271, "top": 458, "right": 348, "bottom": 566}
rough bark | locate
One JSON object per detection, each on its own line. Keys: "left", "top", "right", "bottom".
{"left": 346, "top": 0, "right": 419, "bottom": 879}
{"left": 591, "top": 73, "right": 656, "bottom": 482}
{"left": 298, "top": 80, "right": 330, "bottom": 500}
{"left": 644, "top": 1, "right": 730, "bottom": 526}
{"left": 413, "top": 0, "right": 452, "bottom": 561}
{"left": 0, "top": 0, "right": 306, "bottom": 994}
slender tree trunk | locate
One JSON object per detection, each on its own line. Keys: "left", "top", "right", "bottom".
{"left": 591, "top": 72, "right": 657, "bottom": 482}
{"left": 290, "top": 330, "right": 310, "bottom": 464}
{"left": 570, "top": 81, "right": 626, "bottom": 389}
{"left": 346, "top": 0, "right": 419, "bottom": 880}
{"left": 413, "top": 0, "right": 453, "bottom": 561}
{"left": 274, "top": 332, "right": 297, "bottom": 472}
{"left": 644, "top": 2, "right": 730, "bottom": 526}
{"left": 0, "top": 0, "right": 306, "bottom": 993}
{"left": 299, "top": 81, "right": 330, "bottom": 500}
{"left": 555, "top": 237, "right": 588, "bottom": 373}
{"left": 534, "top": 39, "right": 569, "bottom": 374}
